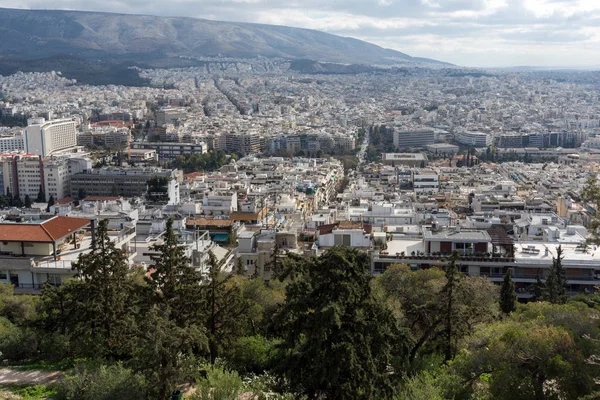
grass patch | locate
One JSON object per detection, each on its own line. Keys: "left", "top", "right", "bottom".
{"left": 1, "top": 384, "right": 57, "bottom": 400}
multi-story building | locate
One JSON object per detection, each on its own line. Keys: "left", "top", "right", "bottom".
{"left": 156, "top": 108, "right": 187, "bottom": 125}
{"left": 383, "top": 153, "right": 428, "bottom": 167}
{"left": 131, "top": 142, "right": 208, "bottom": 160}
{"left": 201, "top": 190, "right": 238, "bottom": 217}
{"left": 0, "top": 216, "right": 137, "bottom": 294}
{"left": 236, "top": 229, "right": 300, "bottom": 280}
{"left": 0, "top": 154, "right": 91, "bottom": 201}
{"left": 24, "top": 118, "right": 78, "bottom": 157}
{"left": 225, "top": 132, "right": 260, "bottom": 155}
{"left": 372, "top": 225, "right": 600, "bottom": 299}
{"left": 456, "top": 131, "right": 492, "bottom": 147}
{"left": 69, "top": 167, "right": 180, "bottom": 204}
{"left": 393, "top": 129, "right": 435, "bottom": 149}
{"left": 0, "top": 135, "right": 24, "bottom": 153}
{"left": 412, "top": 169, "right": 439, "bottom": 195}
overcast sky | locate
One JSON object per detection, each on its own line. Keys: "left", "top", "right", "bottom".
{"left": 1, "top": 0, "right": 599, "bottom": 67}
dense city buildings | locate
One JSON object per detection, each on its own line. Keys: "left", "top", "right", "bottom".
{"left": 1, "top": 61, "right": 600, "bottom": 301}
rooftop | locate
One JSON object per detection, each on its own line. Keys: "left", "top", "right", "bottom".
{"left": 423, "top": 228, "right": 492, "bottom": 242}
{"left": 0, "top": 216, "right": 90, "bottom": 243}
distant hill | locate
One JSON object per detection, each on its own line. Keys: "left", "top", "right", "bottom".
{"left": 0, "top": 8, "right": 449, "bottom": 67}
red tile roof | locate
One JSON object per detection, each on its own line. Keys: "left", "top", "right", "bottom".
{"left": 55, "top": 197, "right": 76, "bottom": 205}
{"left": 0, "top": 216, "right": 91, "bottom": 243}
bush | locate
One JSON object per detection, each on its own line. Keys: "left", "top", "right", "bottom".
{"left": 55, "top": 362, "right": 148, "bottom": 400}
{"left": 190, "top": 364, "right": 243, "bottom": 400}
{"left": 227, "top": 335, "right": 281, "bottom": 374}
{"left": 0, "top": 283, "right": 38, "bottom": 326}
{"left": 38, "top": 333, "right": 71, "bottom": 363}
{"left": 0, "top": 317, "right": 38, "bottom": 361}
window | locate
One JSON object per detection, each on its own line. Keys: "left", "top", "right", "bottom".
{"left": 0, "top": 272, "right": 6, "bottom": 280}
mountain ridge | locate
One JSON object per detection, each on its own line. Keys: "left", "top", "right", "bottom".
{"left": 0, "top": 7, "right": 449, "bottom": 67}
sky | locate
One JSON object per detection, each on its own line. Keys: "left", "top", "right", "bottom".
{"left": 1, "top": 0, "right": 599, "bottom": 67}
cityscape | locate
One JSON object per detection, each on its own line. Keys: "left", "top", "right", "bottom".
{"left": 0, "top": 4, "right": 599, "bottom": 400}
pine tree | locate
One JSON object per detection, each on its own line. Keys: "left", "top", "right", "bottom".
{"left": 24, "top": 195, "right": 31, "bottom": 208}
{"left": 500, "top": 268, "right": 517, "bottom": 314}
{"left": 275, "top": 247, "right": 409, "bottom": 399}
{"left": 544, "top": 245, "right": 569, "bottom": 304}
{"left": 202, "top": 251, "right": 249, "bottom": 364}
{"left": 441, "top": 250, "right": 463, "bottom": 361}
{"left": 69, "top": 219, "right": 137, "bottom": 358}
{"left": 146, "top": 218, "right": 204, "bottom": 325}
{"left": 139, "top": 218, "right": 208, "bottom": 398}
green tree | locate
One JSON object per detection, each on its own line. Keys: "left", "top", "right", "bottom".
{"left": 582, "top": 176, "right": 600, "bottom": 243}
{"left": 24, "top": 194, "right": 32, "bottom": 208}
{"left": 543, "top": 245, "right": 569, "bottom": 304}
{"left": 376, "top": 262, "right": 498, "bottom": 366}
{"left": 441, "top": 251, "right": 461, "bottom": 361}
{"left": 451, "top": 302, "right": 600, "bottom": 400}
{"left": 275, "top": 247, "right": 410, "bottom": 399}
{"left": 46, "top": 194, "right": 55, "bottom": 212}
{"left": 138, "top": 218, "right": 207, "bottom": 399}
{"left": 202, "top": 251, "right": 249, "bottom": 364}
{"left": 67, "top": 219, "right": 137, "bottom": 358}
{"left": 36, "top": 185, "right": 46, "bottom": 203}
{"left": 500, "top": 268, "right": 517, "bottom": 314}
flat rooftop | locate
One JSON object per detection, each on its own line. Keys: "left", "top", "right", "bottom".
{"left": 423, "top": 229, "right": 492, "bottom": 242}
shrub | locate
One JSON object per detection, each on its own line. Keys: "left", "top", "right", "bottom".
{"left": 0, "top": 317, "right": 38, "bottom": 361}
{"left": 190, "top": 364, "right": 243, "bottom": 400}
{"left": 54, "top": 362, "right": 148, "bottom": 400}
{"left": 227, "top": 335, "right": 281, "bottom": 374}
{"left": 38, "top": 333, "right": 71, "bottom": 363}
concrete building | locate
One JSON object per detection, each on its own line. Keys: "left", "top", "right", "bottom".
{"left": 456, "top": 131, "right": 492, "bottom": 147}
{"left": 413, "top": 169, "right": 439, "bottom": 195}
{"left": 383, "top": 153, "right": 428, "bottom": 167}
{"left": 131, "top": 142, "right": 208, "bottom": 160}
{"left": 156, "top": 107, "right": 186, "bottom": 125}
{"left": 70, "top": 167, "right": 180, "bottom": 204}
{"left": 393, "top": 129, "right": 435, "bottom": 149}
{"left": 224, "top": 132, "right": 260, "bottom": 155}
{"left": 425, "top": 143, "right": 459, "bottom": 155}
{"left": 0, "top": 135, "right": 24, "bottom": 153}
{"left": 24, "top": 118, "right": 78, "bottom": 157}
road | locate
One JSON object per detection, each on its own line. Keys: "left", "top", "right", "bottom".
{"left": 357, "top": 128, "right": 370, "bottom": 165}
{"left": 0, "top": 368, "right": 62, "bottom": 385}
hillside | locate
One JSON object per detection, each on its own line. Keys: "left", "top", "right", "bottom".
{"left": 0, "top": 8, "right": 448, "bottom": 67}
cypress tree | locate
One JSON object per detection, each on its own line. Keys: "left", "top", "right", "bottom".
{"left": 544, "top": 245, "right": 569, "bottom": 304}
{"left": 441, "top": 250, "right": 463, "bottom": 361}
{"left": 500, "top": 268, "right": 517, "bottom": 314}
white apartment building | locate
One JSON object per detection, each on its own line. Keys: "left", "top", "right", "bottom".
{"left": 413, "top": 170, "right": 440, "bottom": 195}
{"left": 0, "top": 135, "right": 24, "bottom": 153}
{"left": 0, "top": 154, "right": 91, "bottom": 201}
{"left": 44, "top": 159, "right": 71, "bottom": 200}
{"left": 393, "top": 129, "right": 435, "bottom": 149}
{"left": 24, "top": 118, "right": 77, "bottom": 157}
{"left": 456, "top": 131, "right": 492, "bottom": 147}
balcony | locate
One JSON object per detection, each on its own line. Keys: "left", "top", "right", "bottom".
{"left": 13, "top": 282, "right": 61, "bottom": 295}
